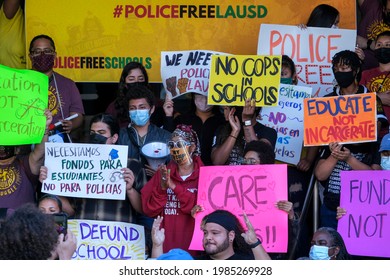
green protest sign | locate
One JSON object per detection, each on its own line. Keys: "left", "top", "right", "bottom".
{"left": 0, "top": 65, "right": 48, "bottom": 145}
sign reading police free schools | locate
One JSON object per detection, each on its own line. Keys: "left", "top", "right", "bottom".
{"left": 42, "top": 142, "right": 129, "bottom": 200}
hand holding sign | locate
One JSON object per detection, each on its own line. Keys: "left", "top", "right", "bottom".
{"left": 242, "top": 99, "right": 256, "bottom": 122}
{"left": 122, "top": 168, "right": 135, "bottom": 192}
{"left": 329, "top": 142, "right": 351, "bottom": 161}
{"left": 163, "top": 94, "right": 174, "bottom": 117}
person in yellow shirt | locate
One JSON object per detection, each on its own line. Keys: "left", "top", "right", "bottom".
{"left": 0, "top": 0, "right": 26, "bottom": 69}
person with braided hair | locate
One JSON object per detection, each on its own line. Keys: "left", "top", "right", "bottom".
{"left": 141, "top": 124, "right": 203, "bottom": 255}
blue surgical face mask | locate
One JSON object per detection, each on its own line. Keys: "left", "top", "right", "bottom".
{"left": 280, "top": 77, "right": 293, "bottom": 85}
{"left": 309, "top": 245, "right": 331, "bottom": 260}
{"left": 381, "top": 156, "right": 390, "bottom": 170}
{"left": 129, "top": 109, "right": 150, "bottom": 126}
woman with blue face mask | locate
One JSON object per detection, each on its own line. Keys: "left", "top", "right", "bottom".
{"left": 307, "top": 227, "right": 351, "bottom": 260}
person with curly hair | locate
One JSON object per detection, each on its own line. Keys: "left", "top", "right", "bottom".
{"left": 0, "top": 203, "right": 77, "bottom": 260}
{"left": 307, "top": 227, "right": 351, "bottom": 260}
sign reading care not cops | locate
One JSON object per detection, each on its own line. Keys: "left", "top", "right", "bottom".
{"left": 42, "top": 142, "right": 128, "bottom": 200}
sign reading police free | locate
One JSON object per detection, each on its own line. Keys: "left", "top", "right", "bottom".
{"left": 257, "top": 24, "right": 357, "bottom": 97}
{"left": 0, "top": 65, "right": 48, "bottom": 145}
{"left": 42, "top": 142, "right": 129, "bottom": 200}
{"left": 69, "top": 219, "right": 145, "bottom": 260}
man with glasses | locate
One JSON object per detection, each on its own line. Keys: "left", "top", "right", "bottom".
{"left": 28, "top": 34, "right": 84, "bottom": 143}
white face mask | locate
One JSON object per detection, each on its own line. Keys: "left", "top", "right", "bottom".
{"left": 381, "top": 156, "right": 390, "bottom": 170}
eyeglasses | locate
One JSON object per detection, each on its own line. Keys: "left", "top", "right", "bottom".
{"left": 167, "top": 140, "right": 190, "bottom": 149}
{"left": 30, "top": 49, "right": 55, "bottom": 57}
{"left": 241, "top": 158, "right": 260, "bottom": 165}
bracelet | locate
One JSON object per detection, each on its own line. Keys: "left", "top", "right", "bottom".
{"left": 229, "top": 134, "right": 237, "bottom": 139}
{"left": 249, "top": 238, "right": 262, "bottom": 248}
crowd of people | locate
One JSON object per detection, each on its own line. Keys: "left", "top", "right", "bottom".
{"left": 0, "top": 1, "right": 390, "bottom": 260}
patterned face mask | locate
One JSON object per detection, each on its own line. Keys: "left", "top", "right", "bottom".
{"left": 31, "top": 53, "right": 55, "bottom": 73}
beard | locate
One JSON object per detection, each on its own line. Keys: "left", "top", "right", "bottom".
{"left": 204, "top": 237, "right": 230, "bottom": 256}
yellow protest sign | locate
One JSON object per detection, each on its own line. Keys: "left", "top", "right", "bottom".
{"left": 208, "top": 55, "right": 281, "bottom": 106}
{"left": 0, "top": 65, "right": 48, "bottom": 145}
{"left": 25, "top": 0, "right": 356, "bottom": 82}
{"left": 303, "top": 93, "right": 377, "bottom": 146}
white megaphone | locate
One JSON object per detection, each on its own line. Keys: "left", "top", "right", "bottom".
{"left": 141, "top": 142, "right": 169, "bottom": 170}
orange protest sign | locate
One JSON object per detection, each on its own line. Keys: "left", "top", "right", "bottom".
{"left": 303, "top": 93, "right": 377, "bottom": 146}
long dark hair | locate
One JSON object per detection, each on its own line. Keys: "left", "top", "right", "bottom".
{"left": 114, "top": 62, "right": 150, "bottom": 122}
{"left": 306, "top": 4, "right": 339, "bottom": 28}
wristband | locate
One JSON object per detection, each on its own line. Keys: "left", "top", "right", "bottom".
{"left": 229, "top": 134, "right": 237, "bottom": 139}
{"left": 249, "top": 238, "right": 262, "bottom": 248}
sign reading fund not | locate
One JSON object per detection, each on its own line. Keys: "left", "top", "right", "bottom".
{"left": 303, "top": 93, "right": 377, "bottom": 146}
{"left": 42, "top": 142, "right": 129, "bottom": 200}
{"left": 208, "top": 55, "right": 281, "bottom": 106}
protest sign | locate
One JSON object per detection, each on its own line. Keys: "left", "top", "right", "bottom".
{"left": 26, "top": 0, "right": 356, "bottom": 82}
{"left": 260, "top": 84, "right": 312, "bottom": 165}
{"left": 68, "top": 219, "right": 145, "bottom": 260}
{"left": 303, "top": 92, "right": 377, "bottom": 146}
{"left": 161, "top": 50, "right": 228, "bottom": 98}
{"left": 0, "top": 65, "right": 48, "bottom": 145}
{"left": 42, "top": 142, "right": 128, "bottom": 200}
{"left": 257, "top": 24, "right": 356, "bottom": 97}
{"left": 208, "top": 55, "right": 281, "bottom": 106}
{"left": 338, "top": 170, "right": 390, "bottom": 258}
{"left": 189, "top": 164, "right": 288, "bottom": 252}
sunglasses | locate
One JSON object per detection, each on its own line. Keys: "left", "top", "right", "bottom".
{"left": 167, "top": 140, "right": 190, "bottom": 149}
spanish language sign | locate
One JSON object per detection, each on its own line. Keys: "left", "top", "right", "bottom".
{"left": 189, "top": 164, "right": 288, "bottom": 252}
{"left": 161, "top": 50, "right": 228, "bottom": 98}
{"left": 0, "top": 65, "right": 48, "bottom": 145}
{"left": 303, "top": 92, "right": 377, "bottom": 146}
{"left": 260, "top": 84, "right": 312, "bottom": 165}
{"left": 208, "top": 55, "right": 281, "bottom": 106}
{"left": 68, "top": 219, "right": 145, "bottom": 260}
{"left": 338, "top": 170, "right": 390, "bottom": 258}
{"left": 257, "top": 24, "right": 356, "bottom": 97}
{"left": 25, "top": 0, "right": 356, "bottom": 82}
{"left": 42, "top": 142, "right": 129, "bottom": 200}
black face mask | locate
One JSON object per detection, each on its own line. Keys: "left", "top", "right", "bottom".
{"left": 374, "top": 48, "right": 390, "bottom": 64}
{"left": 0, "top": 146, "right": 15, "bottom": 160}
{"left": 89, "top": 133, "right": 108, "bottom": 144}
{"left": 125, "top": 81, "right": 148, "bottom": 88}
{"left": 334, "top": 71, "right": 355, "bottom": 88}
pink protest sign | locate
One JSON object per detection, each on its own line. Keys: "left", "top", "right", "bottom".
{"left": 189, "top": 164, "right": 288, "bottom": 252}
{"left": 339, "top": 170, "right": 390, "bottom": 258}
